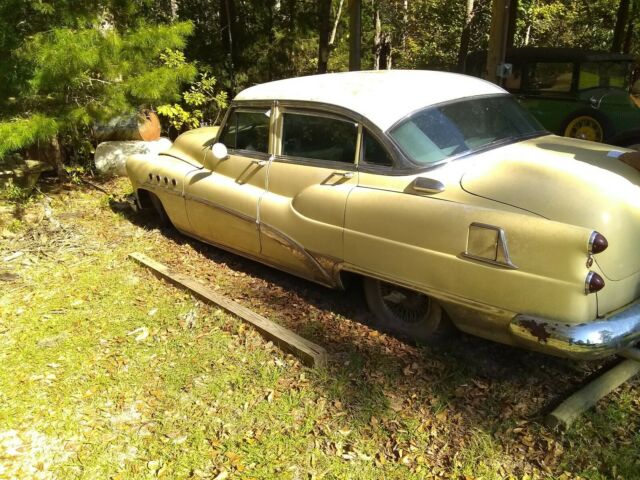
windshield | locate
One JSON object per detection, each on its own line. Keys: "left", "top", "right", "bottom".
{"left": 389, "top": 95, "right": 545, "bottom": 166}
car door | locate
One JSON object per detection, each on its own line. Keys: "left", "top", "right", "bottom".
{"left": 184, "top": 106, "right": 272, "bottom": 256}
{"left": 258, "top": 108, "right": 360, "bottom": 285}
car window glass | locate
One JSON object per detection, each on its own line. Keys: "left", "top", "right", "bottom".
{"left": 390, "top": 95, "right": 544, "bottom": 166}
{"left": 219, "top": 109, "right": 270, "bottom": 153}
{"left": 362, "top": 130, "right": 393, "bottom": 167}
{"left": 579, "top": 62, "right": 630, "bottom": 90}
{"left": 282, "top": 113, "right": 357, "bottom": 163}
{"left": 525, "top": 62, "right": 573, "bottom": 92}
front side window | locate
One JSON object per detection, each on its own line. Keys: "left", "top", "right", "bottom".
{"left": 389, "top": 95, "right": 544, "bottom": 166}
{"left": 282, "top": 112, "right": 357, "bottom": 163}
{"left": 220, "top": 109, "right": 270, "bottom": 153}
{"left": 525, "top": 62, "right": 574, "bottom": 93}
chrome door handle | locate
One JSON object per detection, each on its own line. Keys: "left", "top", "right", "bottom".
{"left": 334, "top": 171, "right": 354, "bottom": 179}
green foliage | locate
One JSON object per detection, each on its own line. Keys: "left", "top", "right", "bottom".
{"left": 0, "top": 3, "right": 197, "bottom": 162}
{"left": 0, "top": 116, "right": 58, "bottom": 159}
{"left": 0, "top": 183, "right": 33, "bottom": 203}
{"left": 158, "top": 73, "right": 228, "bottom": 132}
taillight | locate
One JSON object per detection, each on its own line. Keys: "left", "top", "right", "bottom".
{"left": 585, "top": 271, "right": 605, "bottom": 294}
{"left": 589, "top": 232, "right": 608, "bottom": 255}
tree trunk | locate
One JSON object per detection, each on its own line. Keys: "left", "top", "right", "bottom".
{"left": 317, "top": 0, "right": 332, "bottom": 73}
{"left": 380, "top": 32, "right": 392, "bottom": 69}
{"left": 169, "top": 0, "right": 178, "bottom": 19}
{"left": 220, "top": 0, "right": 238, "bottom": 90}
{"left": 612, "top": 0, "right": 631, "bottom": 53}
{"left": 402, "top": 0, "right": 408, "bottom": 49}
{"left": 329, "top": 0, "right": 345, "bottom": 47}
{"left": 373, "top": 4, "right": 381, "bottom": 70}
{"left": 456, "top": 0, "right": 475, "bottom": 72}
{"left": 349, "top": 0, "right": 362, "bottom": 71}
{"left": 506, "top": 0, "right": 518, "bottom": 49}
{"left": 623, "top": 0, "right": 637, "bottom": 53}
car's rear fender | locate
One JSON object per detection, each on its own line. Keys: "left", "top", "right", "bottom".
{"left": 344, "top": 186, "right": 598, "bottom": 325}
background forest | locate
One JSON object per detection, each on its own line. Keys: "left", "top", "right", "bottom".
{"left": 0, "top": 0, "right": 638, "bottom": 167}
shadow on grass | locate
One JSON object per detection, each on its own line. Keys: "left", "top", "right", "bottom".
{"left": 109, "top": 200, "right": 610, "bottom": 432}
{"left": 106, "top": 196, "right": 640, "bottom": 475}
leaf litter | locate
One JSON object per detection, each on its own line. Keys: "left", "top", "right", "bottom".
{"left": 0, "top": 177, "right": 638, "bottom": 479}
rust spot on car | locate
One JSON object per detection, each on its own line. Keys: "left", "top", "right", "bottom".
{"left": 518, "top": 319, "right": 551, "bottom": 343}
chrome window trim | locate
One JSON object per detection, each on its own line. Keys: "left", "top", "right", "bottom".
{"left": 277, "top": 108, "right": 360, "bottom": 167}
{"left": 234, "top": 99, "right": 413, "bottom": 170}
{"left": 214, "top": 104, "right": 274, "bottom": 156}
{"left": 271, "top": 155, "right": 358, "bottom": 172}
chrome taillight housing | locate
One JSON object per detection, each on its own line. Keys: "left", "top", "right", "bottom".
{"left": 585, "top": 271, "right": 605, "bottom": 294}
{"left": 588, "top": 231, "right": 608, "bottom": 255}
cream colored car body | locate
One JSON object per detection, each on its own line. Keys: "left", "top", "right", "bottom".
{"left": 127, "top": 70, "right": 640, "bottom": 359}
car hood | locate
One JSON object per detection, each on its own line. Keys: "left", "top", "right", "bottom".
{"left": 460, "top": 135, "right": 640, "bottom": 280}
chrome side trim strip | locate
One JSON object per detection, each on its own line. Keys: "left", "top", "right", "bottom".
{"left": 460, "top": 252, "right": 518, "bottom": 270}
{"left": 259, "top": 223, "right": 337, "bottom": 286}
{"left": 142, "top": 182, "right": 183, "bottom": 198}
{"left": 183, "top": 192, "right": 256, "bottom": 224}
{"left": 174, "top": 228, "right": 336, "bottom": 289}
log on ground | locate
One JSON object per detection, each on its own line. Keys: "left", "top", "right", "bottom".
{"left": 128, "top": 252, "right": 328, "bottom": 368}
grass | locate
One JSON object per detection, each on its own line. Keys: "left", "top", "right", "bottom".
{"left": 1, "top": 177, "right": 639, "bottom": 479}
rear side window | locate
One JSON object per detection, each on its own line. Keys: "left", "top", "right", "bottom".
{"left": 282, "top": 113, "right": 357, "bottom": 164}
{"left": 220, "top": 109, "right": 270, "bottom": 153}
{"left": 579, "top": 61, "right": 631, "bottom": 90}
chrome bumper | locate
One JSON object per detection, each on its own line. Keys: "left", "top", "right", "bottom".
{"left": 510, "top": 300, "right": 640, "bottom": 360}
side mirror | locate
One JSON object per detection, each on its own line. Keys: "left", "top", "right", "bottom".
{"left": 211, "top": 142, "right": 229, "bottom": 161}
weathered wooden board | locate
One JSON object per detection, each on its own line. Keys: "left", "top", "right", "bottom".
{"left": 129, "top": 252, "right": 327, "bottom": 368}
{"left": 546, "top": 349, "right": 640, "bottom": 430}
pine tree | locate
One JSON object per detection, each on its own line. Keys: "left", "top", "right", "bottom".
{"left": 0, "top": 2, "right": 197, "bottom": 165}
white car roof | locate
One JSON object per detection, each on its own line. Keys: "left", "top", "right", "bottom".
{"left": 235, "top": 70, "right": 506, "bottom": 132}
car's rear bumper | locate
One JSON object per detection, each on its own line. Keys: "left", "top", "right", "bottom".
{"left": 509, "top": 300, "right": 640, "bottom": 359}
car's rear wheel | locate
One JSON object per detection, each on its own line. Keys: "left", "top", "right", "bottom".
{"left": 363, "top": 277, "right": 443, "bottom": 343}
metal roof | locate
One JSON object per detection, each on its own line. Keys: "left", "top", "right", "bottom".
{"left": 234, "top": 70, "right": 505, "bottom": 132}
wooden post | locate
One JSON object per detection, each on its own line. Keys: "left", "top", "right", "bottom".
{"left": 546, "top": 349, "right": 640, "bottom": 430}
{"left": 349, "top": 0, "right": 361, "bottom": 71}
{"left": 486, "top": 0, "right": 511, "bottom": 84}
{"left": 129, "top": 252, "right": 328, "bottom": 369}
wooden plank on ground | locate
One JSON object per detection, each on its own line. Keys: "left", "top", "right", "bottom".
{"left": 546, "top": 349, "right": 640, "bottom": 430}
{"left": 128, "top": 252, "right": 327, "bottom": 368}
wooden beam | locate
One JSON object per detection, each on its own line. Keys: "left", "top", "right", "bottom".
{"left": 486, "top": 0, "right": 511, "bottom": 84}
{"left": 129, "top": 252, "right": 328, "bottom": 369}
{"left": 545, "top": 350, "right": 640, "bottom": 430}
{"left": 349, "top": 0, "right": 361, "bottom": 71}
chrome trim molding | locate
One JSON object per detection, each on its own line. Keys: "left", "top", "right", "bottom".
{"left": 142, "top": 182, "right": 183, "bottom": 198}
{"left": 461, "top": 222, "right": 518, "bottom": 270}
{"left": 259, "top": 223, "right": 336, "bottom": 286}
{"left": 183, "top": 192, "right": 256, "bottom": 224}
{"left": 510, "top": 301, "right": 640, "bottom": 359}
{"left": 585, "top": 271, "right": 596, "bottom": 295}
{"left": 460, "top": 252, "right": 519, "bottom": 270}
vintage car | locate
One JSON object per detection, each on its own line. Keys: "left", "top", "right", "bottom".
{"left": 465, "top": 48, "right": 640, "bottom": 147}
{"left": 127, "top": 70, "right": 640, "bottom": 360}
